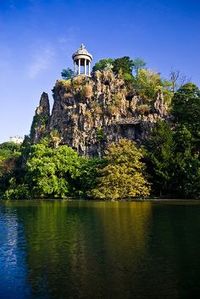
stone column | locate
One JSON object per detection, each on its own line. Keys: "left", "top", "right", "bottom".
{"left": 84, "top": 59, "right": 87, "bottom": 75}
{"left": 88, "top": 61, "right": 91, "bottom": 76}
{"left": 74, "top": 61, "right": 76, "bottom": 75}
{"left": 78, "top": 59, "right": 81, "bottom": 75}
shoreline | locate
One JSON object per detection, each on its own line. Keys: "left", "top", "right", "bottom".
{"left": 1, "top": 198, "right": 200, "bottom": 204}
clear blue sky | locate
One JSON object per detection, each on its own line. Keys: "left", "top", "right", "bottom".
{"left": 0, "top": 0, "right": 200, "bottom": 143}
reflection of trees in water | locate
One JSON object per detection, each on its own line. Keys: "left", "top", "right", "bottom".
{"left": 4, "top": 201, "right": 200, "bottom": 298}
{"left": 92, "top": 201, "right": 153, "bottom": 297}
{"left": 17, "top": 201, "right": 87, "bottom": 298}
{"left": 16, "top": 201, "right": 153, "bottom": 298}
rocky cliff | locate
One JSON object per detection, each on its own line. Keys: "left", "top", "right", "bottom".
{"left": 30, "top": 70, "right": 168, "bottom": 156}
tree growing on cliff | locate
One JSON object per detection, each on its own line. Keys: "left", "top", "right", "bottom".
{"left": 133, "top": 69, "right": 172, "bottom": 105}
{"left": 61, "top": 68, "right": 74, "bottom": 80}
{"left": 113, "top": 56, "right": 134, "bottom": 76}
{"left": 92, "top": 58, "right": 114, "bottom": 72}
{"left": 90, "top": 139, "right": 150, "bottom": 200}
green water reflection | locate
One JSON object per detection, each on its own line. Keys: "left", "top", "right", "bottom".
{"left": 1, "top": 200, "right": 200, "bottom": 299}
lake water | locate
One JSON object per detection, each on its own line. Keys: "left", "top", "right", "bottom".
{"left": 0, "top": 200, "right": 200, "bottom": 299}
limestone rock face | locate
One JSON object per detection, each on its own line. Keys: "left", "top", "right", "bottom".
{"left": 30, "top": 71, "right": 168, "bottom": 156}
{"left": 154, "top": 90, "right": 167, "bottom": 116}
{"left": 30, "top": 92, "right": 50, "bottom": 143}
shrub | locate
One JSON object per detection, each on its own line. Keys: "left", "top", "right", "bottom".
{"left": 136, "top": 104, "right": 150, "bottom": 115}
{"left": 58, "top": 79, "right": 71, "bottom": 90}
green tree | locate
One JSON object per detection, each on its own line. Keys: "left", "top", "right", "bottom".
{"left": 146, "top": 120, "right": 200, "bottom": 199}
{"left": 145, "top": 121, "right": 174, "bottom": 196}
{"left": 90, "top": 139, "right": 150, "bottom": 200}
{"left": 26, "top": 142, "right": 81, "bottom": 198}
{"left": 172, "top": 125, "right": 200, "bottom": 198}
{"left": 172, "top": 83, "right": 200, "bottom": 135}
{"left": 133, "top": 69, "right": 172, "bottom": 105}
{"left": 113, "top": 56, "right": 134, "bottom": 75}
{"left": 4, "top": 178, "right": 30, "bottom": 200}
{"left": 0, "top": 142, "right": 21, "bottom": 167}
{"left": 61, "top": 68, "right": 74, "bottom": 80}
{"left": 0, "top": 142, "right": 21, "bottom": 197}
{"left": 92, "top": 58, "right": 114, "bottom": 72}
{"left": 78, "top": 157, "right": 105, "bottom": 197}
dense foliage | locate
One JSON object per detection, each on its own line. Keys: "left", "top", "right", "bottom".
{"left": 0, "top": 142, "right": 21, "bottom": 198}
{"left": 2, "top": 139, "right": 83, "bottom": 199}
{"left": 172, "top": 83, "right": 200, "bottom": 137}
{"left": 133, "top": 69, "right": 172, "bottom": 105}
{"left": 61, "top": 68, "right": 74, "bottom": 80}
{"left": 112, "top": 56, "right": 134, "bottom": 76}
{"left": 145, "top": 83, "right": 200, "bottom": 198}
{"left": 92, "top": 58, "right": 114, "bottom": 72}
{"left": 90, "top": 139, "right": 150, "bottom": 200}
{"left": 145, "top": 121, "right": 174, "bottom": 196}
{"left": 0, "top": 139, "right": 151, "bottom": 200}
{"left": 92, "top": 56, "right": 146, "bottom": 76}
{"left": 26, "top": 141, "right": 82, "bottom": 198}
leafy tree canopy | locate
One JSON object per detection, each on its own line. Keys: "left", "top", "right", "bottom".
{"left": 112, "top": 56, "right": 134, "bottom": 75}
{"left": 172, "top": 124, "right": 200, "bottom": 199}
{"left": 93, "top": 56, "right": 136, "bottom": 77}
{"left": 146, "top": 119, "right": 200, "bottom": 199}
{"left": 0, "top": 142, "right": 21, "bottom": 197}
{"left": 61, "top": 68, "right": 74, "bottom": 80}
{"left": 172, "top": 83, "right": 200, "bottom": 133}
{"left": 26, "top": 142, "right": 82, "bottom": 198}
{"left": 145, "top": 121, "right": 174, "bottom": 196}
{"left": 0, "top": 142, "right": 20, "bottom": 160}
{"left": 92, "top": 58, "right": 114, "bottom": 72}
{"left": 133, "top": 69, "right": 172, "bottom": 104}
{"left": 90, "top": 139, "right": 150, "bottom": 200}
{"left": 0, "top": 142, "right": 21, "bottom": 175}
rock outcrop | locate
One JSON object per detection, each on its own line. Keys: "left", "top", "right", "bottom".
{"left": 30, "top": 70, "right": 168, "bottom": 156}
{"left": 30, "top": 92, "right": 50, "bottom": 143}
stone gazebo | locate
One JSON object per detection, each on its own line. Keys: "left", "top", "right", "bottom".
{"left": 72, "top": 44, "right": 93, "bottom": 76}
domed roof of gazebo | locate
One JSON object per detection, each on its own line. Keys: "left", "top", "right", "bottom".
{"left": 72, "top": 44, "right": 93, "bottom": 61}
